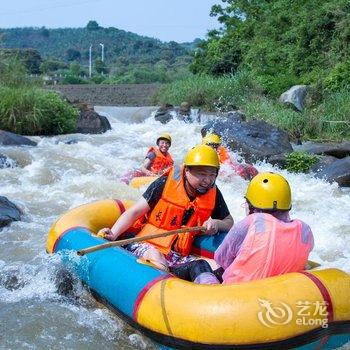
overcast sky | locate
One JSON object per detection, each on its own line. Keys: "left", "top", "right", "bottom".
{"left": 0, "top": 0, "right": 222, "bottom": 42}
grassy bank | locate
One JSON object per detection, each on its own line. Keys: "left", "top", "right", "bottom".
{"left": 0, "top": 57, "right": 78, "bottom": 135}
{"left": 154, "top": 73, "right": 350, "bottom": 141}
{"left": 0, "top": 87, "right": 78, "bottom": 135}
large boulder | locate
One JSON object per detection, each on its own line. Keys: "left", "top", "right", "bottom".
{"left": 0, "top": 196, "right": 22, "bottom": 228}
{"left": 202, "top": 117, "right": 293, "bottom": 162}
{"left": 154, "top": 104, "right": 175, "bottom": 124}
{"left": 154, "top": 103, "right": 201, "bottom": 124}
{"left": 74, "top": 102, "right": 111, "bottom": 134}
{"left": 297, "top": 141, "right": 350, "bottom": 159}
{"left": 314, "top": 156, "right": 350, "bottom": 187}
{"left": 279, "top": 85, "right": 309, "bottom": 112}
{"left": 0, "top": 130, "right": 37, "bottom": 146}
{"left": 310, "top": 155, "right": 338, "bottom": 174}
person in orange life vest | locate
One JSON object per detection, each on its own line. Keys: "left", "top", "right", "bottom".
{"left": 202, "top": 133, "right": 258, "bottom": 181}
{"left": 202, "top": 133, "right": 230, "bottom": 164}
{"left": 141, "top": 133, "right": 174, "bottom": 176}
{"left": 172, "top": 172, "right": 314, "bottom": 284}
{"left": 98, "top": 145, "right": 233, "bottom": 270}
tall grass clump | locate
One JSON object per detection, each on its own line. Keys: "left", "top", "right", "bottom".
{"left": 0, "top": 87, "right": 78, "bottom": 135}
{"left": 243, "top": 97, "right": 305, "bottom": 139}
{"left": 153, "top": 71, "right": 262, "bottom": 110}
{"left": 0, "top": 56, "right": 78, "bottom": 135}
{"left": 0, "top": 56, "right": 30, "bottom": 88}
{"left": 303, "top": 88, "right": 350, "bottom": 140}
{"left": 154, "top": 69, "right": 349, "bottom": 141}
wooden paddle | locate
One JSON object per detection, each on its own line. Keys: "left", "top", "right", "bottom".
{"left": 77, "top": 226, "right": 206, "bottom": 256}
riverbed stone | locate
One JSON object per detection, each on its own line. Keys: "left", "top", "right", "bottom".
{"left": 0, "top": 196, "right": 22, "bottom": 228}
{"left": 297, "top": 141, "right": 350, "bottom": 159}
{"left": 154, "top": 104, "right": 175, "bottom": 124}
{"left": 314, "top": 156, "right": 350, "bottom": 187}
{"left": 279, "top": 85, "right": 310, "bottom": 111}
{"left": 0, "top": 154, "right": 17, "bottom": 168}
{"left": 202, "top": 118, "right": 293, "bottom": 162}
{"left": 310, "top": 155, "right": 338, "bottom": 174}
{"left": 0, "top": 130, "right": 37, "bottom": 146}
{"left": 74, "top": 102, "right": 111, "bottom": 134}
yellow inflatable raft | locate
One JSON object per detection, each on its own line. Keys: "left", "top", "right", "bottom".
{"left": 129, "top": 175, "right": 158, "bottom": 189}
{"left": 47, "top": 199, "right": 350, "bottom": 349}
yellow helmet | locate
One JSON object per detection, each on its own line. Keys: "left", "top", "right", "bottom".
{"left": 245, "top": 172, "right": 291, "bottom": 210}
{"left": 202, "top": 133, "right": 221, "bottom": 146}
{"left": 184, "top": 144, "right": 220, "bottom": 168}
{"left": 157, "top": 133, "right": 171, "bottom": 145}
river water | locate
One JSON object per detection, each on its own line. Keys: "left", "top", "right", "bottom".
{"left": 0, "top": 107, "right": 349, "bottom": 350}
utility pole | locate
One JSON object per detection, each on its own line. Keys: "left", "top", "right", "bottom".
{"left": 99, "top": 43, "right": 104, "bottom": 62}
{"left": 89, "top": 44, "right": 92, "bottom": 78}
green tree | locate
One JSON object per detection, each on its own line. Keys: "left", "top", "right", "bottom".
{"left": 86, "top": 20, "right": 100, "bottom": 31}
{"left": 40, "top": 27, "right": 50, "bottom": 38}
{"left": 40, "top": 59, "right": 67, "bottom": 74}
{"left": 191, "top": 0, "right": 350, "bottom": 95}
{"left": 66, "top": 48, "right": 81, "bottom": 62}
{"left": 94, "top": 58, "right": 108, "bottom": 74}
{"left": 21, "top": 49, "right": 42, "bottom": 74}
{"left": 69, "top": 61, "right": 84, "bottom": 76}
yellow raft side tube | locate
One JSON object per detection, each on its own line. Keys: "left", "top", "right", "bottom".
{"left": 46, "top": 199, "right": 134, "bottom": 253}
{"left": 130, "top": 176, "right": 158, "bottom": 189}
{"left": 136, "top": 269, "right": 350, "bottom": 345}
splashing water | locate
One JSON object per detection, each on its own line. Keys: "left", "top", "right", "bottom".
{"left": 0, "top": 106, "right": 349, "bottom": 349}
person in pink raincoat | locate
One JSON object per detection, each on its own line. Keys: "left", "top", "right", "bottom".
{"left": 171, "top": 172, "right": 314, "bottom": 285}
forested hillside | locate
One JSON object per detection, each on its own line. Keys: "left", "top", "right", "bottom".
{"left": 155, "top": 0, "right": 350, "bottom": 140}
{"left": 0, "top": 22, "right": 191, "bottom": 65}
{"left": 191, "top": 0, "right": 350, "bottom": 95}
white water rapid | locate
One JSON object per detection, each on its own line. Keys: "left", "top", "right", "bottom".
{"left": 0, "top": 106, "right": 349, "bottom": 349}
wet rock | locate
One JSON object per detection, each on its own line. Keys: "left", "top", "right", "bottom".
{"left": 202, "top": 118, "right": 293, "bottom": 163}
{"left": 0, "top": 130, "right": 37, "bottom": 146}
{"left": 279, "top": 85, "right": 310, "bottom": 112}
{"left": 268, "top": 154, "right": 288, "bottom": 168}
{"left": 65, "top": 139, "right": 79, "bottom": 145}
{"left": 0, "top": 196, "right": 22, "bottom": 228}
{"left": 314, "top": 156, "right": 350, "bottom": 187}
{"left": 74, "top": 102, "right": 111, "bottom": 134}
{"left": 0, "top": 154, "right": 17, "bottom": 168}
{"left": 178, "top": 101, "right": 191, "bottom": 119}
{"left": 54, "top": 268, "right": 76, "bottom": 297}
{"left": 154, "top": 104, "right": 174, "bottom": 124}
{"left": 154, "top": 103, "right": 201, "bottom": 124}
{"left": 310, "top": 155, "right": 338, "bottom": 174}
{"left": 297, "top": 141, "right": 350, "bottom": 159}
{"left": 0, "top": 269, "right": 26, "bottom": 291}
{"left": 226, "top": 110, "right": 246, "bottom": 123}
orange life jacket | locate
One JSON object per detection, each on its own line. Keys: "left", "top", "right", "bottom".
{"left": 136, "top": 166, "right": 217, "bottom": 256}
{"left": 147, "top": 147, "right": 173, "bottom": 174}
{"left": 222, "top": 213, "right": 313, "bottom": 284}
{"left": 217, "top": 146, "right": 231, "bottom": 164}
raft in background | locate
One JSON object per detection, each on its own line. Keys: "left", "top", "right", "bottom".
{"left": 47, "top": 199, "right": 350, "bottom": 350}
{"left": 130, "top": 175, "right": 158, "bottom": 189}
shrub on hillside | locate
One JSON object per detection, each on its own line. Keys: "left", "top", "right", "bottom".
{"left": 324, "top": 60, "right": 350, "bottom": 91}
